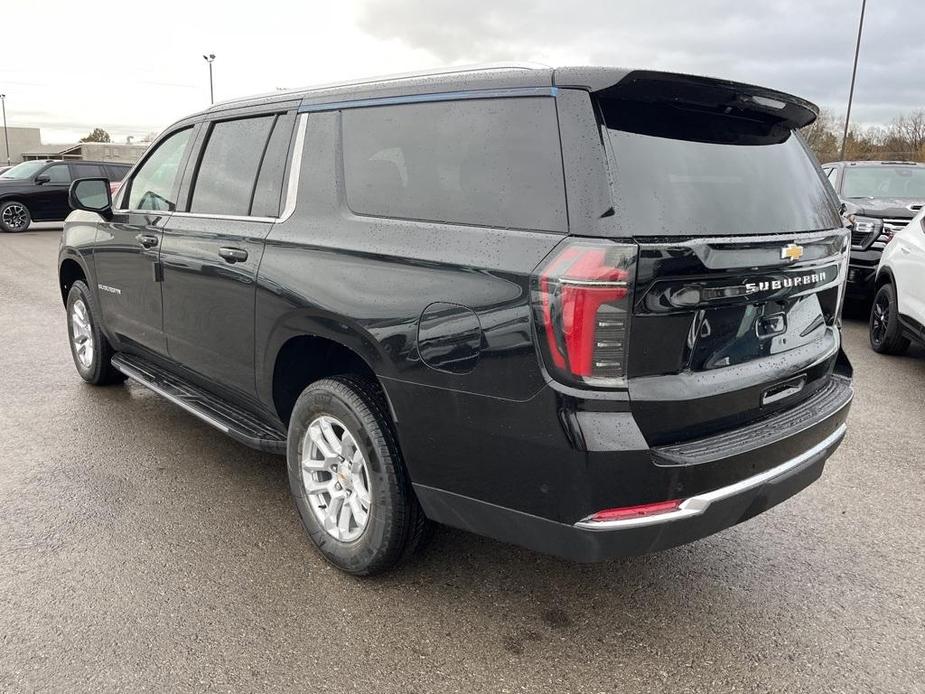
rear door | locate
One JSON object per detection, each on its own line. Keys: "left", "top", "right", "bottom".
{"left": 160, "top": 111, "right": 296, "bottom": 398}
{"left": 590, "top": 76, "right": 848, "bottom": 445}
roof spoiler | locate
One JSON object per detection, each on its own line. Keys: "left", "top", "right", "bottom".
{"left": 554, "top": 68, "right": 818, "bottom": 130}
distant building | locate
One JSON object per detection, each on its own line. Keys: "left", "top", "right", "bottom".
{"left": 0, "top": 126, "right": 42, "bottom": 164}
{"left": 21, "top": 141, "right": 148, "bottom": 164}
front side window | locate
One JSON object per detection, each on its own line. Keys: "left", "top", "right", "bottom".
{"left": 127, "top": 128, "right": 193, "bottom": 211}
{"left": 45, "top": 164, "right": 72, "bottom": 184}
{"left": 342, "top": 97, "right": 567, "bottom": 232}
{"left": 190, "top": 116, "right": 276, "bottom": 216}
{"left": 841, "top": 166, "right": 925, "bottom": 199}
{"left": 0, "top": 161, "right": 47, "bottom": 180}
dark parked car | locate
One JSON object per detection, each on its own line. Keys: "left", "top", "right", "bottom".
{"left": 821, "top": 161, "right": 925, "bottom": 299}
{"left": 60, "top": 64, "right": 853, "bottom": 575}
{"left": 0, "top": 159, "right": 130, "bottom": 232}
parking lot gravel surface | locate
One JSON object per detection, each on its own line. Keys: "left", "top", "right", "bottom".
{"left": 1, "top": 230, "right": 923, "bottom": 693}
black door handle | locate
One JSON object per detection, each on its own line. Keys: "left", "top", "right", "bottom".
{"left": 136, "top": 233, "right": 158, "bottom": 249}
{"left": 218, "top": 247, "right": 248, "bottom": 263}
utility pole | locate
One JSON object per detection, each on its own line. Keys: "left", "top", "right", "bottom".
{"left": 203, "top": 54, "right": 216, "bottom": 105}
{"left": 1, "top": 94, "right": 10, "bottom": 166}
{"left": 840, "top": 0, "right": 867, "bottom": 161}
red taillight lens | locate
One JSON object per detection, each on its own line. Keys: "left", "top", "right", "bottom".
{"left": 534, "top": 239, "right": 636, "bottom": 388}
{"left": 587, "top": 499, "right": 682, "bottom": 523}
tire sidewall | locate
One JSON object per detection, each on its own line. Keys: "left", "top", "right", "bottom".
{"left": 286, "top": 382, "right": 398, "bottom": 574}
{"left": 0, "top": 200, "right": 31, "bottom": 233}
{"left": 870, "top": 283, "right": 899, "bottom": 352}
{"left": 66, "top": 280, "right": 108, "bottom": 383}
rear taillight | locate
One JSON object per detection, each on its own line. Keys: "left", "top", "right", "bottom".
{"left": 533, "top": 239, "right": 637, "bottom": 388}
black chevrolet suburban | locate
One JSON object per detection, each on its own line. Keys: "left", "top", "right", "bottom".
{"left": 821, "top": 160, "right": 925, "bottom": 299}
{"left": 0, "top": 159, "right": 130, "bottom": 232}
{"left": 59, "top": 64, "right": 853, "bottom": 575}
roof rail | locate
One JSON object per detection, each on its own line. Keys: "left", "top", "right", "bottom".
{"left": 209, "top": 62, "right": 552, "bottom": 110}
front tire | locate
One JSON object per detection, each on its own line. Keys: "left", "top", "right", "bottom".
{"left": 869, "top": 283, "right": 910, "bottom": 355}
{"left": 287, "top": 375, "right": 430, "bottom": 575}
{"left": 66, "top": 280, "right": 125, "bottom": 384}
{"left": 0, "top": 201, "right": 31, "bottom": 232}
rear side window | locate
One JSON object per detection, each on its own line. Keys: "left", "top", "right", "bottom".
{"left": 342, "top": 97, "right": 566, "bottom": 232}
{"left": 251, "top": 113, "right": 296, "bottom": 217}
{"left": 73, "top": 163, "right": 104, "bottom": 179}
{"left": 190, "top": 116, "right": 275, "bottom": 216}
{"left": 106, "top": 165, "right": 129, "bottom": 181}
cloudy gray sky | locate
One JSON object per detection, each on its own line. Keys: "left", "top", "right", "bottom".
{"left": 2, "top": 0, "right": 922, "bottom": 144}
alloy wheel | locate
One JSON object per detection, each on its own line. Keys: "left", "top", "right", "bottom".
{"left": 871, "top": 294, "right": 890, "bottom": 345}
{"left": 70, "top": 299, "right": 95, "bottom": 369}
{"left": 1, "top": 204, "right": 28, "bottom": 231}
{"left": 300, "top": 415, "right": 372, "bottom": 542}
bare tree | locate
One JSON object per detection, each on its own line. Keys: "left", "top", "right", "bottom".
{"left": 801, "top": 108, "right": 925, "bottom": 163}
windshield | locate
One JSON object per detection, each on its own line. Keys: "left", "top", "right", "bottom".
{"left": 600, "top": 100, "right": 841, "bottom": 237}
{"left": 0, "top": 161, "right": 48, "bottom": 180}
{"left": 841, "top": 166, "right": 925, "bottom": 199}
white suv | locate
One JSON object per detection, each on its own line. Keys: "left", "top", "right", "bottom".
{"left": 870, "top": 206, "right": 925, "bottom": 354}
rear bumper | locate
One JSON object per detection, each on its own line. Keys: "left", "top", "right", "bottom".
{"left": 410, "top": 367, "right": 852, "bottom": 562}
{"left": 415, "top": 422, "right": 846, "bottom": 562}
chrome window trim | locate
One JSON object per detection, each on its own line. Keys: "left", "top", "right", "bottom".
{"left": 575, "top": 424, "right": 847, "bottom": 531}
{"left": 277, "top": 113, "right": 307, "bottom": 223}
{"left": 171, "top": 211, "right": 277, "bottom": 223}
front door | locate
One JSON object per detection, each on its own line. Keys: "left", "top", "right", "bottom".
{"left": 30, "top": 162, "right": 72, "bottom": 220}
{"left": 893, "top": 213, "right": 925, "bottom": 325}
{"left": 93, "top": 126, "right": 196, "bottom": 356}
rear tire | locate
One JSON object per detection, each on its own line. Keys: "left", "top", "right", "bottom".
{"left": 869, "top": 283, "right": 910, "bottom": 355}
{"left": 286, "top": 375, "right": 430, "bottom": 575}
{"left": 0, "top": 201, "right": 31, "bottom": 232}
{"left": 66, "top": 280, "right": 125, "bottom": 385}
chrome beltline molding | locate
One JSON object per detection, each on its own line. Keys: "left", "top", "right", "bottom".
{"left": 575, "top": 423, "right": 847, "bottom": 531}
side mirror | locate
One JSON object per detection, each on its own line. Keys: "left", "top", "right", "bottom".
{"left": 34, "top": 174, "right": 50, "bottom": 185}
{"left": 69, "top": 178, "right": 113, "bottom": 219}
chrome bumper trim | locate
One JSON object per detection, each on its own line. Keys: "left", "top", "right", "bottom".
{"left": 575, "top": 424, "right": 846, "bottom": 531}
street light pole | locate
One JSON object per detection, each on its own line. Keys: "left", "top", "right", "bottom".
{"left": 840, "top": 0, "right": 867, "bottom": 161}
{"left": 1, "top": 94, "right": 11, "bottom": 167}
{"left": 203, "top": 54, "right": 216, "bottom": 105}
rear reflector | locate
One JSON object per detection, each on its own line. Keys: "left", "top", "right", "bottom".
{"left": 586, "top": 499, "right": 682, "bottom": 523}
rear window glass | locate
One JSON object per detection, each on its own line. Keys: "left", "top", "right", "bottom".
{"left": 600, "top": 100, "right": 841, "bottom": 237}
{"left": 342, "top": 97, "right": 566, "bottom": 232}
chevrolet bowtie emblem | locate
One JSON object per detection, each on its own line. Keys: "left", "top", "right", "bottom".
{"left": 781, "top": 243, "right": 804, "bottom": 261}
